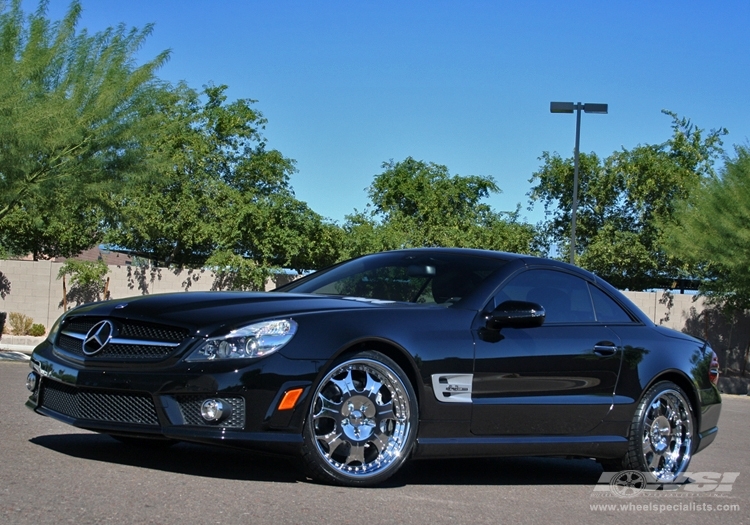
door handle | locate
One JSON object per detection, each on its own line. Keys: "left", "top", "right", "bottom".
{"left": 593, "top": 342, "right": 618, "bottom": 356}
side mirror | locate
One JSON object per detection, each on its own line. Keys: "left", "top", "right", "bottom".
{"left": 485, "top": 300, "right": 545, "bottom": 330}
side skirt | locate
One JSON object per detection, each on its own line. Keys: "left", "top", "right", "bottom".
{"left": 413, "top": 435, "right": 628, "bottom": 460}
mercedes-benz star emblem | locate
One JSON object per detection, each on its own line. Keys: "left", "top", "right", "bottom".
{"left": 83, "top": 320, "right": 115, "bottom": 355}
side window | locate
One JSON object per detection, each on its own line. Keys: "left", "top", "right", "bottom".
{"left": 497, "top": 270, "right": 595, "bottom": 324}
{"left": 589, "top": 285, "right": 633, "bottom": 323}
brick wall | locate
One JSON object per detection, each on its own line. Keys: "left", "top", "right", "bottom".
{"left": 0, "top": 260, "right": 58, "bottom": 330}
{"left": 0, "top": 260, "right": 281, "bottom": 329}
{"left": 622, "top": 290, "right": 707, "bottom": 332}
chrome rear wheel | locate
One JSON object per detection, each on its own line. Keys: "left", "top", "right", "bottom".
{"left": 623, "top": 381, "right": 694, "bottom": 482}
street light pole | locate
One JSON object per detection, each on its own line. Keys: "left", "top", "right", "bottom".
{"left": 550, "top": 101, "right": 608, "bottom": 265}
{"left": 571, "top": 105, "right": 582, "bottom": 267}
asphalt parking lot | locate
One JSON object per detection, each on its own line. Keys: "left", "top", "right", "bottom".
{"left": 0, "top": 360, "right": 747, "bottom": 525}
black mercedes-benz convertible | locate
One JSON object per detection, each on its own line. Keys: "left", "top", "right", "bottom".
{"left": 25, "top": 248, "right": 721, "bottom": 486}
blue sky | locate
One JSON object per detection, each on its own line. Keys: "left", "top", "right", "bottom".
{"left": 31, "top": 0, "right": 750, "bottom": 225}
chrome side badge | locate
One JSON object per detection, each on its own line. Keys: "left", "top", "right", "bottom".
{"left": 431, "top": 374, "right": 473, "bottom": 403}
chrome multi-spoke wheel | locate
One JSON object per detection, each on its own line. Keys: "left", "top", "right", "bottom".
{"left": 302, "top": 351, "right": 417, "bottom": 486}
{"left": 625, "top": 381, "right": 694, "bottom": 482}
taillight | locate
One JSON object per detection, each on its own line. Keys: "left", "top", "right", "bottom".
{"left": 708, "top": 349, "right": 720, "bottom": 386}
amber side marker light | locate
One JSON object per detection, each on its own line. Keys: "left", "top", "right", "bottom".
{"left": 278, "top": 388, "right": 304, "bottom": 410}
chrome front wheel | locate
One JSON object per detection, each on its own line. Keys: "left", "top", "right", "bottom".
{"left": 301, "top": 351, "right": 417, "bottom": 486}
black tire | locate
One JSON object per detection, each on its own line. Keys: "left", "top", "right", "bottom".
{"left": 614, "top": 381, "right": 694, "bottom": 481}
{"left": 301, "top": 350, "right": 418, "bottom": 486}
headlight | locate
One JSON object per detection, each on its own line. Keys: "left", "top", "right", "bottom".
{"left": 186, "top": 319, "right": 298, "bottom": 362}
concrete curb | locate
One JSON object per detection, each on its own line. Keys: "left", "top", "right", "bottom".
{"left": 0, "top": 335, "right": 44, "bottom": 355}
{"left": 0, "top": 344, "right": 35, "bottom": 354}
{"left": 0, "top": 350, "right": 30, "bottom": 361}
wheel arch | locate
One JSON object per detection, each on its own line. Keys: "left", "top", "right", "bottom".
{"left": 330, "top": 338, "right": 423, "bottom": 405}
{"left": 642, "top": 370, "right": 701, "bottom": 433}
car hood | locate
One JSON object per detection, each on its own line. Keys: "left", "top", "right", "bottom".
{"left": 64, "top": 291, "right": 409, "bottom": 336}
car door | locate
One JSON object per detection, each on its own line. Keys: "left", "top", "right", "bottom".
{"left": 470, "top": 268, "right": 624, "bottom": 436}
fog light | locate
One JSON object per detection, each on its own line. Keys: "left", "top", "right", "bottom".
{"left": 26, "top": 372, "right": 38, "bottom": 392}
{"left": 200, "top": 398, "right": 230, "bottom": 422}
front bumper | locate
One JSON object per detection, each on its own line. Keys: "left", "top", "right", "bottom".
{"left": 26, "top": 341, "right": 316, "bottom": 455}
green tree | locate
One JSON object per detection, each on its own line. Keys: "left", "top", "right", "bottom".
{"left": 0, "top": 175, "right": 105, "bottom": 259}
{"left": 0, "top": 0, "right": 169, "bottom": 233}
{"left": 215, "top": 191, "right": 344, "bottom": 273}
{"left": 105, "top": 84, "right": 284, "bottom": 266}
{"left": 206, "top": 249, "right": 270, "bottom": 291}
{"left": 343, "top": 157, "right": 539, "bottom": 257}
{"left": 529, "top": 111, "right": 726, "bottom": 289}
{"left": 107, "top": 84, "right": 342, "bottom": 285}
{"left": 57, "top": 259, "right": 110, "bottom": 309}
{"left": 664, "top": 145, "right": 750, "bottom": 309}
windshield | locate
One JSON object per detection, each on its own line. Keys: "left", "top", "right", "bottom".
{"left": 278, "top": 251, "right": 508, "bottom": 304}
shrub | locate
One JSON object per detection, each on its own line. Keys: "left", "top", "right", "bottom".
{"left": 29, "top": 323, "right": 46, "bottom": 337}
{"left": 8, "top": 312, "right": 34, "bottom": 335}
{"left": 58, "top": 260, "right": 110, "bottom": 309}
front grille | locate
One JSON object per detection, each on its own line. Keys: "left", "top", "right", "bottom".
{"left": 64, "top": 319, "right": 186, "bottom": 343}
{"left": 65, "top": 319, "right": 98, "bottom": 334}
{"left": 58, "top": 333, "right": 86, "bottom": 354}
{"left": 40, "top": 380, "right": 159, "bottom": 426}
{"left": 55, "top": 317, "right": 189, "bottom": 361}
{"left": 119, "top": 324, "right": 187, "bottom": 342}
{"left": 57, "top": 335, "right": 176, "bottom": 360}
{"left": 175, "top": 395, "right": 245, "bottom": 429}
